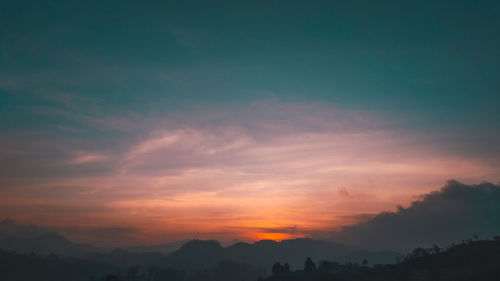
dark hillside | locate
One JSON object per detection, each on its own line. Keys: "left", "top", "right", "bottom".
{"left": 263, "top": 238, "right": 500, "bottom": 281}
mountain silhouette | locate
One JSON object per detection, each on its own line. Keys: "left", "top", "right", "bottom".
{"left": 0, "top": 218, "right": 47, "bottom": 238}
{"left": 161, "top": 238, "right": 398, "bottom": 270}
{"left": 0, "top": 219, "right": 397, "bottom": 270}
{"left": 4, "top": 237, "right": 500, "bottom": 281}
{"left": 0, "top": 231, "right": 102, "bottom": 257}
{"left": 0, "top": 219, "right": 102, "bottom": 257}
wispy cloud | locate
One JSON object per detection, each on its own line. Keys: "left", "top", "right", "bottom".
{"left": 70, "top": 152, "right": 109, "bottom": 165}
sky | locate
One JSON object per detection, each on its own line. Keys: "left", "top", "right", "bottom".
{"left": 0, "top": 0, "right": 499, "bottom": 247}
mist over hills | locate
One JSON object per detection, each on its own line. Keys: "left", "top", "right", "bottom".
{"left": 126, "top": 240, "right": 189, "bottom": 254}
{"left": 0, "top": 219, "right": 184, "bottom": 257}
{"left": 0, "top": 218, "right": 47, "bottom": 238}
{"left": 0, "top": 231, "right": 100, "bottom": 257}
{"left": 0, "top": 219, "right": 103, "bottom": 257}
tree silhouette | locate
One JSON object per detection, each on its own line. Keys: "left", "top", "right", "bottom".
{"left": 283, "top": 262, "right": 290, "bottom": 272}
{"left": 432, "top": 244, "right": 441, "bottom": 254}
{"left": 105, "top": 274, "right": 121, "bottom": 281}
{"left": 304, "top": 257, "right": 316, "bottom": 272}
{"left": 126, "top": 266, "right": 139, "bottom": 281}
{"left": 272, "top": 262, "right": 283, "bottom": 275}
{"left": 272, "top": 262, "right": 290, "bottom": 275}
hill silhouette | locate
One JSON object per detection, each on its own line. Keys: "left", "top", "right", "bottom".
{"left": 0, "top": 219, "right": 398, "bottom": 270}
{"left": 0, "top": 219, "right": 47, "bottom": 238}
{"left": 160, "top": 238, "right": 397, "bottom": 270}
{"left": 2, "top": 237, "right": 500, "bottom": 281}
{"left": 0, "top": 230, "right": 103, "bottom": 257}
{"left": 0, "top": 219, "right": 105, "bottom": 257}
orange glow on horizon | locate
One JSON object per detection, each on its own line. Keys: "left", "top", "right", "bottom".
{"left": 256, "top": 232, "right": 304, "bottom": 242}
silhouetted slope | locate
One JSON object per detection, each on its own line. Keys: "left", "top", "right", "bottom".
{"left": 385, "top": 239, "right": 500, "bottom": 281}
{"left": 263, "top": 238, "right": 500, "bottom": 281}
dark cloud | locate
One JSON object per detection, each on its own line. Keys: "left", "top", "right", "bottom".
{"left": 337, "top": 213, "right": 377, "bottom": 224}
{"left": 332, "top": 180, "right": 500, "bottom": 252}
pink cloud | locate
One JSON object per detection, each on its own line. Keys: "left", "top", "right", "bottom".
{"left": 70, "top": 152, "right": 109, "bottom": 165}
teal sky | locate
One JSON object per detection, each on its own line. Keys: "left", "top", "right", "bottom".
{"left": 0, "top": 1, "right": 499, "bottom": 245}
{"left": 2, "top": 1, "right": 499, "bottom": 117}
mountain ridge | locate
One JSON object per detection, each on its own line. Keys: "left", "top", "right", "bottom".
{"left": 0, "top": 219, "right": 398, "bottom": 269}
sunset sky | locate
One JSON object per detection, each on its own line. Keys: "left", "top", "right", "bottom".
{"left": 1, "top": 0, "right": 499, "bottom": 246}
